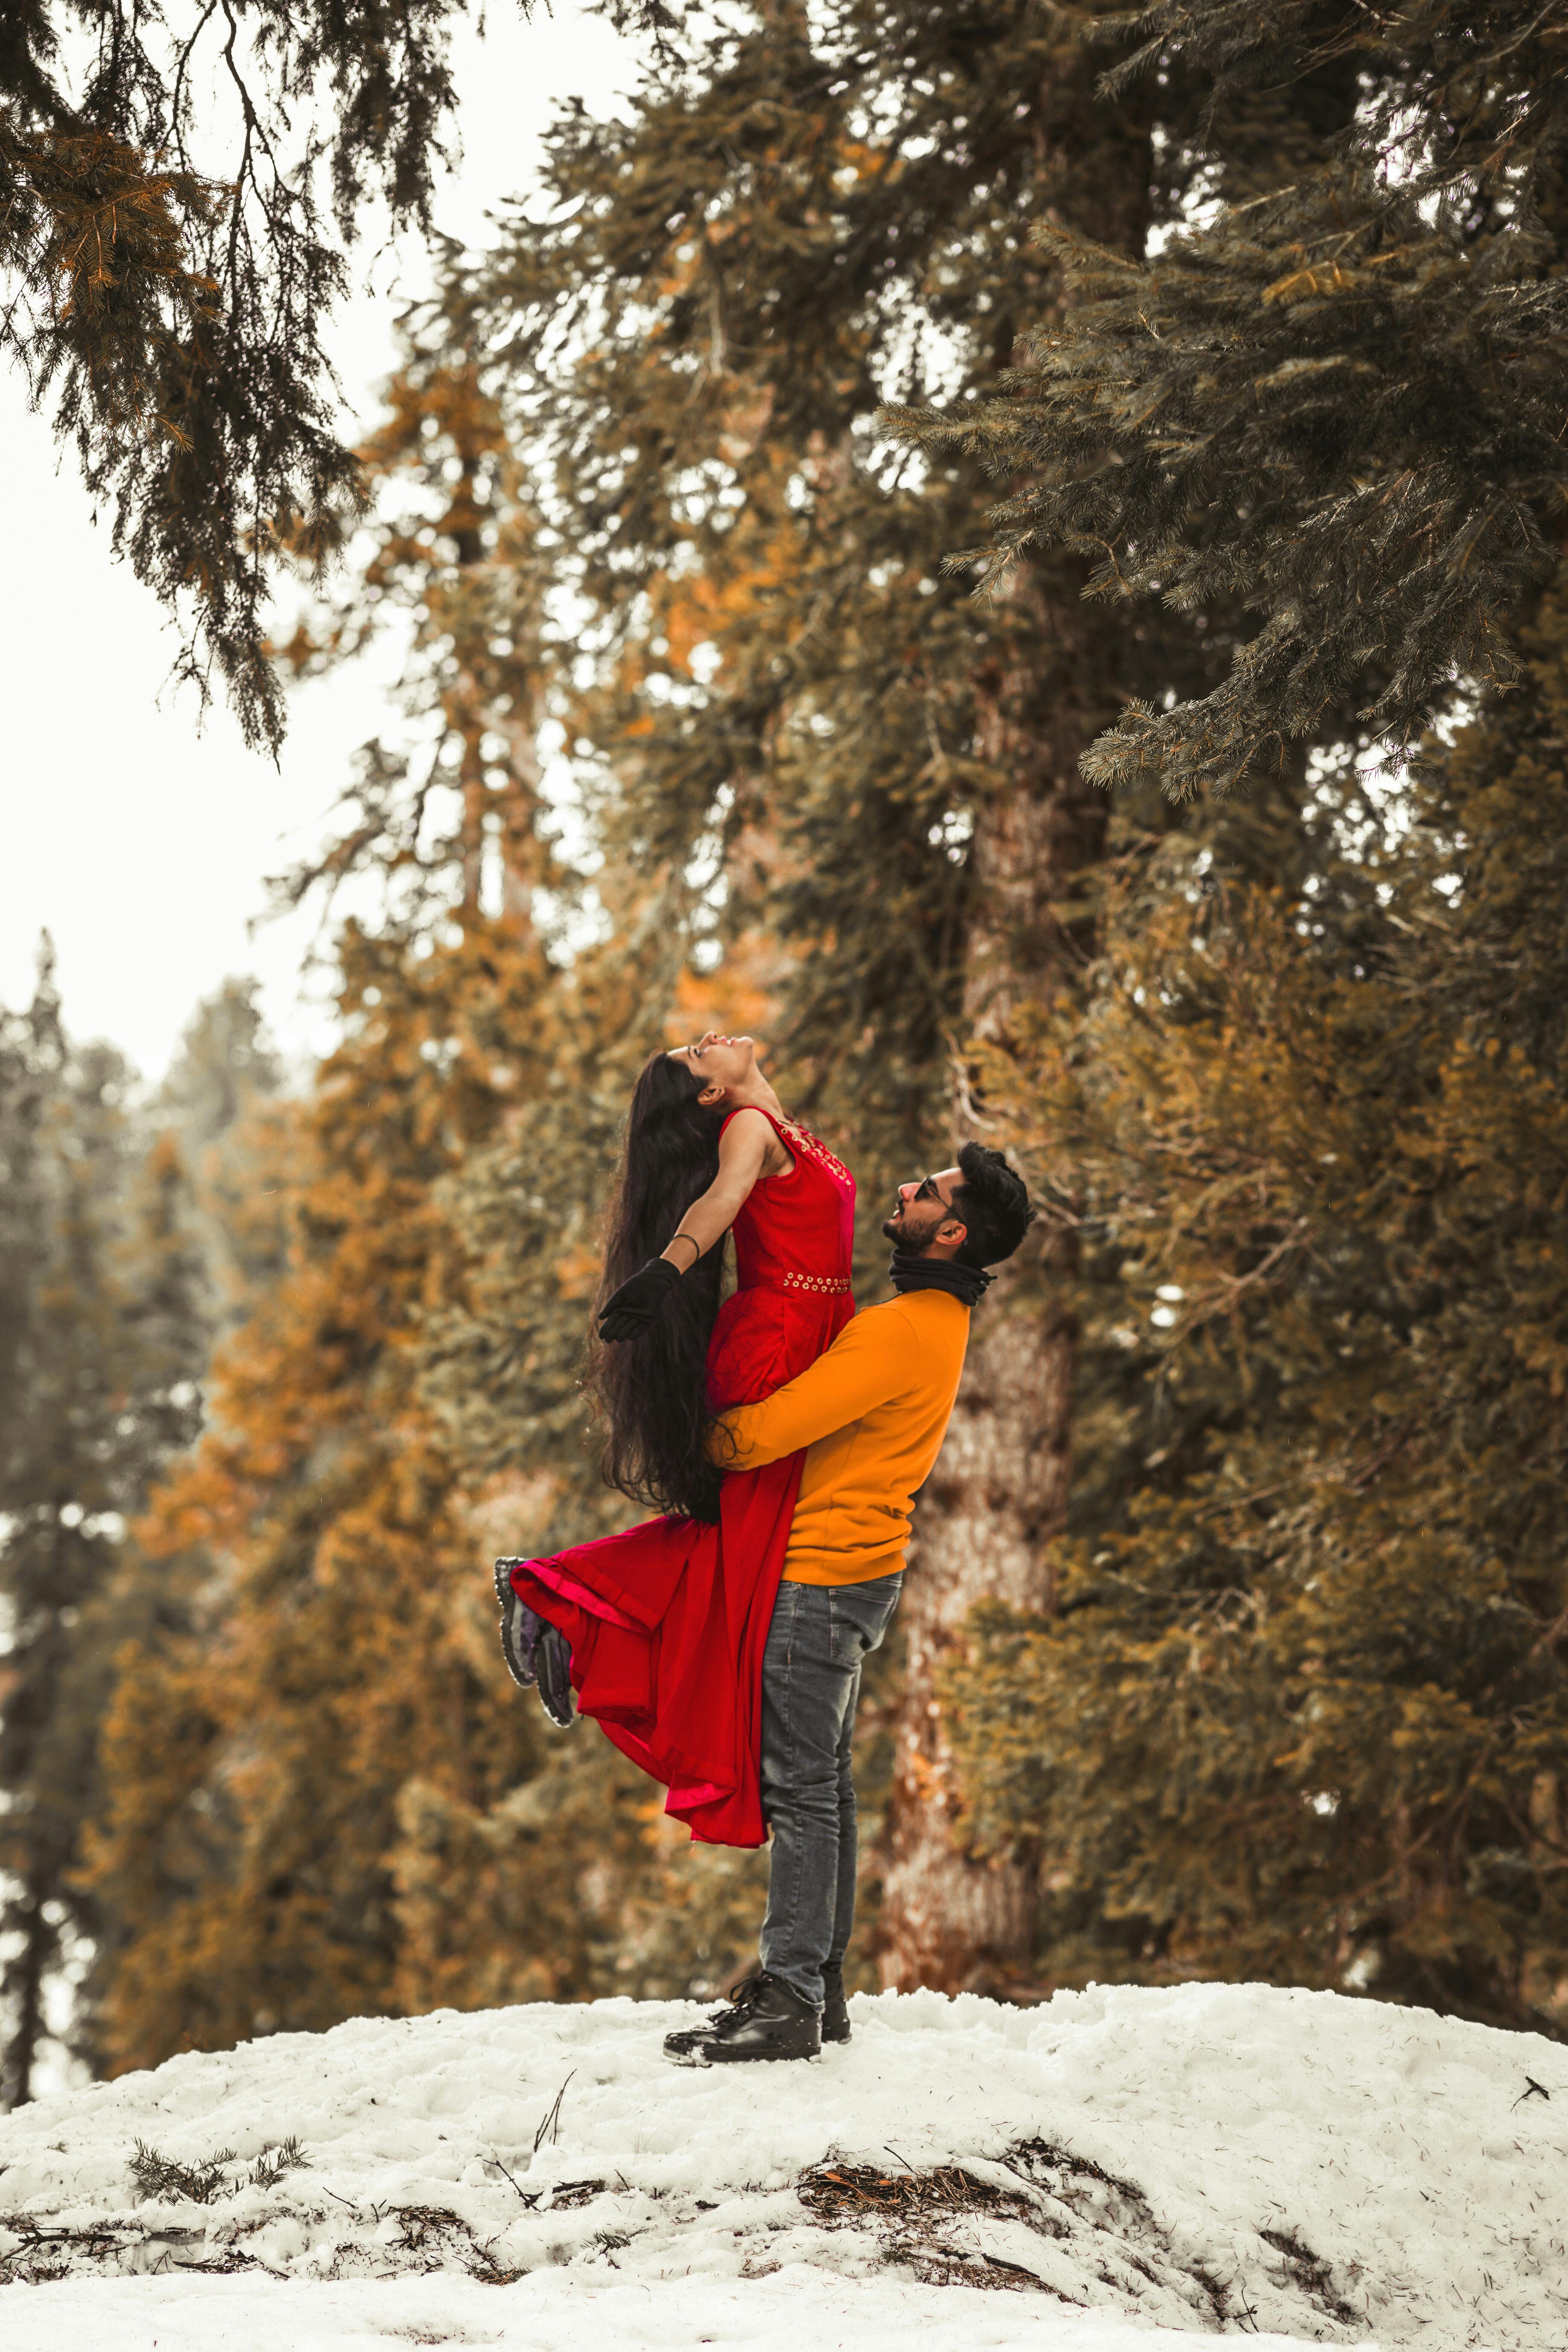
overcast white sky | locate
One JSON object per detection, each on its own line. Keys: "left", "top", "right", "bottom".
{"left": 0, "top": 4, "right": 648, "bottom": 1085}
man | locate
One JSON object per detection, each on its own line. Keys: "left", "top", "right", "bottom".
{"left": 664, "top": 1140, "right": 1034, "bottom": 2066}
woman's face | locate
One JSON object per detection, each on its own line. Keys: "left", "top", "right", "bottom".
{"left": 667, "top": 1032, "right": 760, "bottom": 1102}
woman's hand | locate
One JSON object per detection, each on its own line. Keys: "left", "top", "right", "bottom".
{"left": 597, "top": 1257, "right": 683, "bottom": 1344}
{"left": 598, "top": 1109, "right": 792, "bottom": 1343}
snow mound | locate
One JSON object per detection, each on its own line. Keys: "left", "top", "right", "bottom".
{"left": 1, "top": 1981, "right": 1561, "bottom": 2352}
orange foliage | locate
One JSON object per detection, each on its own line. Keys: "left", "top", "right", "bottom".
{"left": 81, "top": 920, "right": 560, "bottom": 2067}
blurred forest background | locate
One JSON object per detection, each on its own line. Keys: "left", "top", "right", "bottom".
{"left": 4, "top": 0, "right": 1568, "bottom": 2105}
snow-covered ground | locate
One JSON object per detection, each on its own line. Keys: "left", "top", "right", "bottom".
{"left": 0, "top": 1981, "right": 1561, "bottom": 2350}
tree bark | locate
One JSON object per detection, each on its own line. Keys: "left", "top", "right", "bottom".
{"left": 877, "top": 1252, "right": 1078, "bottom": 1991}
{"left": 876, "top": 76, "right": 1159, "bottom": 1993}
{"left": 876, "top": 642, "right": 1107, "bottom": 1993}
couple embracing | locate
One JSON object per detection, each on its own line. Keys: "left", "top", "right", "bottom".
{"left": 495, "top": 1031, "right": 1032, "bottom": 2064}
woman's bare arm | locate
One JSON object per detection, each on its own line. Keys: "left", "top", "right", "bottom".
{"left": 660, "top": 1109, "right": 790, "bottom": 1268}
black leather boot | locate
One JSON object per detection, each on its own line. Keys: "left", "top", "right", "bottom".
{"left": 493, "top": 1561, "right": 576, "bottom": 1730}
{"left": 664, "top": 1972, "right": 821, "bottom": 2066}
{"left": 495, "top": 1560, "right": 540, "bottom": 1687}
{"left": 534, "top": 1617, "right": 576, "bottom": 1730}
{"left": 821, "top": 1963, "right": 851, "bottom": 2045}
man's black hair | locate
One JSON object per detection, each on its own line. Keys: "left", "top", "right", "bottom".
{"left": 951, "top": 1142, "right": 1035, "bottom": 1270}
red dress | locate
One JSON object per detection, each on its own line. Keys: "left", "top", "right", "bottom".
{"left": 507, "top": 1109, "right": 855, "bottom": 1847}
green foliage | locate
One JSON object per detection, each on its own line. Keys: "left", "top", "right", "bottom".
{"left": 81, "top": 921, "right": 546, "bottom": 2067}
{"left": 421, "top": 0, "right": 1220, "bottom": 1153}
{"left": 399, "top": 0, "right": 1223, "bottom": 2001}
{"left": 76, "top": 351, "right": 786, "bottom": 2067}
{"left": 91, "top": 0, "right": 1568, "bottom": 2052}
{"left": 75, "top": 8, "right": 1190, "bottom": 2056}
{"left": 271, "top": 356, "right": 556, "bottom": 923}
{"left": 943, "top": 572, "right": 1568, "bottom": 2035}
{"left": 352, "top": 0, "right": 1235, "bottom": 1998}
{"left": 0, "top": 951, "right": 137, "bottom": 2105}
{"left": 81, "top": 915, "right": 780, "bottom": 2060}
{"left": 1093, "top": 0, "right": 1568, "bottom": 200}
{"left": 893, "top": 0, "right": 1568, "bottom": 796}
{"left": 128, "top": 2134, "right": 306, "bottom": 2205}
{"left": 0, "top": 959, "right": 279, "bottom": 2103}
{"left": 0, "top": 2, "right": 672, "bottom": 748}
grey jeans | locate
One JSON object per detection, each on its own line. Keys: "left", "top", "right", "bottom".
{"left": 758, "top": 1572, "right": 903, "bottom": 2008}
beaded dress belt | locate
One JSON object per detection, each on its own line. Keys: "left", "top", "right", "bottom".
{"left": 778, "top": 1272, "right": 853, "bottom": 1295}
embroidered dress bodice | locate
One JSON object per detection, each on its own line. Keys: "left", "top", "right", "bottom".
{"left": 702, "top": 1108, "right": 856, "bottom": 1415}
{"left": 725, "top": 1108, "right": 855, "bottom": 1294}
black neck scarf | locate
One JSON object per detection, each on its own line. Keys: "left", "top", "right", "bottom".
{"left": 888, "top": 1250, "right": 992, "bottom": 1308}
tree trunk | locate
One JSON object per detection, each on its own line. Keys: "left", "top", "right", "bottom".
{"left": 876, "top": 657, "right": 1106, "bottom": 1993}
{"left": 1, "top": 1878, "right": 48, "bottom": 2109}
{"left": 876, "top": 75, "right": 1159, "bottom": 1992}
{"left": 877, "top": 1255, "right": 1079, "bottom": 1990}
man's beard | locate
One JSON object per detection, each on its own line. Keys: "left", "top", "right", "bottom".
{"left": 882, "top": 1214, "right": 935, "bottom": 1256}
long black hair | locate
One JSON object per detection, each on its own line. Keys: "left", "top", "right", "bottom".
{"left": 588, "top": 1050, "right": 729, "bottom": 1522}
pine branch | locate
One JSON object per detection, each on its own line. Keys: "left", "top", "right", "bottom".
{"left": 890, "top": 115, "right": 1568, "bottom": 795}
{"left": 0, "top": 3, "right": 680, "bottom": 751}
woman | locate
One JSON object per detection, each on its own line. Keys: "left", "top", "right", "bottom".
{"left": 495, "top": 1031, "right": 855, "bottom": 1846}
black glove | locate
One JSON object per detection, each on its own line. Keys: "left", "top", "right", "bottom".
{"left": 597, "top": 1256, "right": 683, "bottom": 1344}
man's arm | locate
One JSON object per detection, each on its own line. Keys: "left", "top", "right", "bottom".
{"left": 711, "top": 1305, "right": 915, "bottom": 1473}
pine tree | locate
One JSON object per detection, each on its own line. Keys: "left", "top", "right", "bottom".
{"left": 941, "top": 564, "right": 1568, "bottom": 2037}
{"left": 0, "top": 2, "right": 672, "bottom": 747}
{"left": 66, "top": 985, "right": 288, "bottom": 2072}
{"left": 80, "top": 357, "right": 777, "bottom": 2068}
{"left": 83, "top": 912, "right": 787, "bottom": 2061}
{"left": 151, "top": 980, "right": 291, "bottom": 1332}
{"left": 0, "top": 967, "right": 280, "bottom": 2102}
{"left": 427, "top": 0, "right": 1226, "bottom": 1991}
{"left": 82, "top": 921, "right": 534, "bottom": 2065}
{"left": 0, "top": 954, "right": 146, "bottom": 2104}
{"left": 893, "top": 1, "right": 1568, "bottom": 798}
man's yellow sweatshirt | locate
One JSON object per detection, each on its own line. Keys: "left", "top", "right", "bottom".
{"left": 712, "top": 1288, "right": 971, "bottom": 1585}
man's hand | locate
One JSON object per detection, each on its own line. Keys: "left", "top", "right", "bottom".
{"left": 597, "top": 1257, "right": 683, "bottom": 1344}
